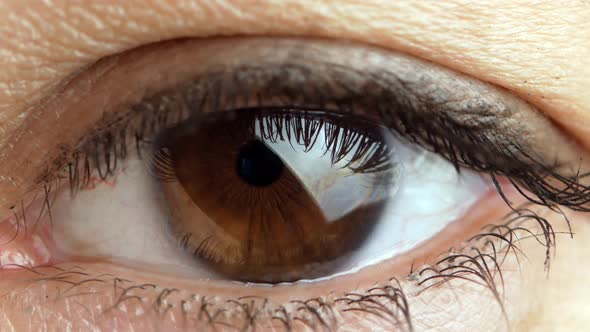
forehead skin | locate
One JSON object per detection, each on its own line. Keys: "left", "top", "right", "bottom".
{"left": 0, "top": 1, "right": 589, "bottom": 331}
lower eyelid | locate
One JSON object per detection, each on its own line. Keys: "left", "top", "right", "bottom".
{"left": 0, "top": 180, "right": 526, "bottom": 328}
{"left": 0, "top": 210, "right": 527, "bottom": 332}
{"left": 0, "top": 174, "right": 574, "bottom": 332}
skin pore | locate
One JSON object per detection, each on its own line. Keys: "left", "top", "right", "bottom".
{"left": 0, "top": 1, "right": 589, "bottom": 331}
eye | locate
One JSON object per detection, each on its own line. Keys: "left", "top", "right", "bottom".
{"left": 51, "top": 107, "right": 489, "bottom": 284}
{"left": 157, "top": 109, "right": 401, "bottom": 283}
{"left": 2, "top": 37, "right": 586, "bottom": 330}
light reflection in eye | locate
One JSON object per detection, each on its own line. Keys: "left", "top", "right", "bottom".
{"left": 157, "top": 109, "right": 397, "bottom": 282}
{"left": 46, "top": 108, "right": 491, "bottom": 284}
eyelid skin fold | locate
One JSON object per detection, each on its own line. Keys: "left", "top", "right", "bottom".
{"left": 0, "top": 37, "right": 587, "bottom": 212}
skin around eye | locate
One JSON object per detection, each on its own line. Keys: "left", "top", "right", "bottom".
{"left": 0, "top": 37, "right": 584, "bottom": 332}
{"left": 0, "top": 2, "right": 589, "bottom": 331}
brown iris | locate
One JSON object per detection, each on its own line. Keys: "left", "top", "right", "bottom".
{"left": 154, "top": 109, "right": 394, "bottom": 283}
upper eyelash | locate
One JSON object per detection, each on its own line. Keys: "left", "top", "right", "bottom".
{"left": 389, "top": 109, "right": 590, "bottom": 212}
{"left": 151, "top": 107, "right": 394, "bottom": 185}
{"left": 50, "top": 65, "right": 590, "bottom": 214}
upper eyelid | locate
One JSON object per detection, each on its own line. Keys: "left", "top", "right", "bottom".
{"left": 2, "top": 2, "right": 585, "bottom": 127}
{"left": 0, "top": 37, "right": 586, "bottom": 210}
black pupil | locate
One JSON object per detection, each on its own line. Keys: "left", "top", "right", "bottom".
{"left": 236, "top": 140, "right": 284, "bottom": 186}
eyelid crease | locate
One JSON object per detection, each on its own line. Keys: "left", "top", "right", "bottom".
{"left": 0, "top": 37, "right": 588, "bottom": 212}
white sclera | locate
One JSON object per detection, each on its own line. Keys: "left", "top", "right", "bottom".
{"left": 52, "top": 128, "right": 490, "bottom": 280}
{"left": 257, "top": 119, "right": 400, "bottom": 223}
{"left": 51, "top": 152, "right": 219, "bottom": 278}
{"left": 316, "top": 133, "right": 491, "bottom": 280}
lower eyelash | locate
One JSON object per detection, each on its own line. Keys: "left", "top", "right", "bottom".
{"left": 414, "top": 203, "right": 567, "bottom": 309}
{"left": 4, "top": 199, "right": 567, "bottom": 332}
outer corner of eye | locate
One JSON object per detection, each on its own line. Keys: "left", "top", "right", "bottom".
{"left": 0, "top": 36, "right": 582, "bottom": 331}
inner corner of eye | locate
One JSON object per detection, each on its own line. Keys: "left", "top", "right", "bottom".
{"left": 36, "top": 106, "right": 500, "bottom": 285}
